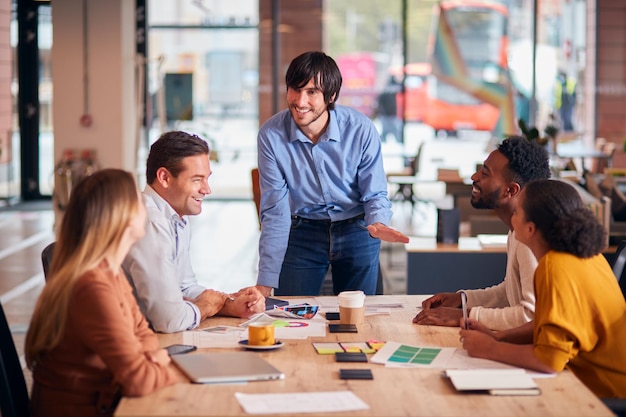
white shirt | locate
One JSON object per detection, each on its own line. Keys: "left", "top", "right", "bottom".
{"left": 123, "top": 185, "right": 205, "bottom": 333}
{"left": 464, "top": 230, "right": 537, "bottom": 330}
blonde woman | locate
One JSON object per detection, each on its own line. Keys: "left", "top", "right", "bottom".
{"left": 25, "top": 169, "right": 178, "bottom": 417}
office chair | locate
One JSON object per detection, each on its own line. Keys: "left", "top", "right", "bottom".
{"left": 611, "top": 239, "right": 626, "bottom": 283}
{"left": 251, "top": 168, "right": 261, "bottom": 229}
{"left": 0, "top": 301, "right": 30, "bottom": 417}
{"left": 41, "top": 242, "right": 134, "bottom": 288}
{"left": 41, "top": 242, "right": 55, "bottom": 280}
{"left": 601, "top": 398, "right": 626, "bottom": 417}
{"left": 386, "top": 142, "right": 425, "bottom": 211}
{"left": 601, "top": 240, "right": 626, "bottom": 414}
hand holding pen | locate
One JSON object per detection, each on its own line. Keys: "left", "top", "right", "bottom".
{"left": 460, "top": 291, "right": 469, "bottom": 330}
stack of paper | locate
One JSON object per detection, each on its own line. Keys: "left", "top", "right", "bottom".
{"left": 477, "top": 234, "right": 508, "bottom": 248}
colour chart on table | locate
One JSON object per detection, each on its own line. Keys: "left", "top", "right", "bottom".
{"left": 370, "top": 341, "right": 456, "bottom": 368}
{"left": 387, "top": 345, "right": 442, "bottom": 365}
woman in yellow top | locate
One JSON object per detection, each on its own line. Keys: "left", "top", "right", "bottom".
{"left": 461, "top": 179, "right": 626, "bottom": 398}
{"left": 25, "top": 169, "right": 179, "bottom": 417}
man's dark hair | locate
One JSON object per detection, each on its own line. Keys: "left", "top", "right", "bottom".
{"left": 497, "top": 135, "right": 551, "bottom": 188}
{"left": 146, "top": 131, "right": 209, "bottom": 184}
{"left": 285, "top": 51, "right": 342, "bottom": 110}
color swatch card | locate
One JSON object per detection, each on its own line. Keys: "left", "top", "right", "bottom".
{"left": 370, "top": 341, "right": 455, "bottom": 368}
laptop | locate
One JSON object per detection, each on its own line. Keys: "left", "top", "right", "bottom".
{"left": 171, "top": 352, "right": 285, "bottom": 384}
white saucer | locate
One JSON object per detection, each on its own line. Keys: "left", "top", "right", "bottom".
{"left": 238, "top": 340, "right": 285, "bottom": 350}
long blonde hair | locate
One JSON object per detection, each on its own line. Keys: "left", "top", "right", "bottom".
{"left": 25, "top": 169, "right": 140, "bottom": 369}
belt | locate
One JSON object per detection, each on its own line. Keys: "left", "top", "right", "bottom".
{"left": 292, "top": 213, "right": 365, "bottom": 225}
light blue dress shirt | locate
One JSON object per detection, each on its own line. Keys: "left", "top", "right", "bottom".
{"left": 123, "top": 185, "right": 205, "bottom": 333}
{"left": 257, "top": 105, "right": 392, "bottom": 288}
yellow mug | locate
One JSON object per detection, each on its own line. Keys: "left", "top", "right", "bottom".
{"left": 248, "top": 323, "right": 275, "bottom": 346}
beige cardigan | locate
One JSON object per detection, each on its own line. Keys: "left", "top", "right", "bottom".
{"left": 463, "top": 230, "right": 537, "bottom": 330}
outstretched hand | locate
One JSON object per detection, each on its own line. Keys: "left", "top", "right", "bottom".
{"left": 367, "top": 223, "right": 409, "bottom": 243}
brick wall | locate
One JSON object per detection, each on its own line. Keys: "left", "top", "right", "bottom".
{"left": 258, "top": 0, "right": 323, "bottom": 125}
{"left": 596, "top": 0, "right": 626, "bottom": 167}
{"left": 0, "top": 0, "right": 10, "bottom": 164}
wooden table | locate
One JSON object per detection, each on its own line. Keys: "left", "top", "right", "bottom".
{"left": 115, "top": 295, "right": 612, "bottom": 417}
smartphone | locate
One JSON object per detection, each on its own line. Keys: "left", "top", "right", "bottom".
{"left": 265, "top": 297, "right": 289, "bottom": 310}
{"left": 165, "top": 344, "right": 197, "bottom": 356}
{"left": 460, "top": 291, "right": 469, "bottom": 330}
{"left": 328, "top": 323, "right": 358, "bottom": 333}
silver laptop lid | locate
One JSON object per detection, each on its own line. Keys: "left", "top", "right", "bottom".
{"left": 172, "top": 352, "right": 285, "bottom": 384}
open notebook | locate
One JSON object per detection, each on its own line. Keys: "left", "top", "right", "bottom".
{"left": 172, "top": 352, "right": 284, "bottom": 384}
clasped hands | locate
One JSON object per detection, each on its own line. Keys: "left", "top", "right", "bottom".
{"left": 188, "top": 287, "right": 265, "bottom": 319}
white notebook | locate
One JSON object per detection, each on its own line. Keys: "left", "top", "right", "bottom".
{"left": 172, "top": 352, "right": 285, "bottom": 384}
{"left": 444, "top": 369, "right": 541, "bottom": 396}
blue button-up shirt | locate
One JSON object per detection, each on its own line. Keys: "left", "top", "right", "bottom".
{"left": 256, "top": 105, "right": 392, "bottom": 288}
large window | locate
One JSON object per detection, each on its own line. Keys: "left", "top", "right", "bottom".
{"left": 324, "top": 0, "right": 587, "bottom": 179}
{"left": 147, "top": 0, "right": 259, "bottom": 199}
{"left": 3, "top": 1, "right": 588, "bottom": 202}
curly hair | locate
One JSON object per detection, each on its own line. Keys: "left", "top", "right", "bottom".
{"left": 497, "top": 136, "right": 551, "bottom": 187}
{"left": 285, "top": 51, "right": 342, "bottom": 110}
{"left": 522, "top": 180, "right": 606, "bottom": 258}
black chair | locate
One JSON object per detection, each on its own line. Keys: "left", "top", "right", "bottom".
{"left": 386, "top": 142, "right": 425, "bottom": 211}
{"left": 41, "top": 241, "right": 55, "bottom": 279}
{"left": 0, "top": 301, "right": 30, "bottom": 417}
{"left": 42, "top": 242, "right": 134, "bottom": 287}
{"left": 601, "top": 398, "right": 626, "bottom": 416}
{"left": 601, "top": 241, "right": 626, "bottom": 414}
{"left": 611, "top": 239, "right": 626, "bottom": 283}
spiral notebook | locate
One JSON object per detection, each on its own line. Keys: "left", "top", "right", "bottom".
{"left": 172, "top": 352, "right": 284, "bottom": 384}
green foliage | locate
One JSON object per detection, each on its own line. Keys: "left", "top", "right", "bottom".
{"left": 518, "top": 118, "right": 549, "bottom": 145}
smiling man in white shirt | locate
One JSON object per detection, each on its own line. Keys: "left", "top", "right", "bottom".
{"left": 124, "top": 131, "right": 265, "bottom": 333}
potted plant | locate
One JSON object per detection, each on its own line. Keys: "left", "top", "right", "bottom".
{"left": 518, "top": 114, "right": 560, "bottom": 154}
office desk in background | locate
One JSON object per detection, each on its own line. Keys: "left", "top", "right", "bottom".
{"left": 406, "top": 237, "right": 507, "bottom": 294}
{"left": 115, "top": 295, "right": 611, "bottom": 417}
{"left": 405, "top": 237, "right": 620, "bottom": 295}
{"left": 556, "top": 141, "right": 611, "bottom": 172}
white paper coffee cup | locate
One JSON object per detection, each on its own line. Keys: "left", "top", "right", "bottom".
{"left": 338, "top": 290, "right": 365, "bottom": 325}
{"left": 338, "top": 290, "right": 365, "bottom": 308}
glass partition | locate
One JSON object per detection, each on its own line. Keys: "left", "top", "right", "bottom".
{"left": 324, "top": 0, "right": 587, "bottom": 180}
{"left": 147, "top": 0, "right": 259, "bottom": 198}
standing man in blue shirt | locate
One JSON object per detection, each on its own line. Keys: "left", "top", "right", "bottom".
{"left": 256, "top": 51, "right": 409, "bottom": 297}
